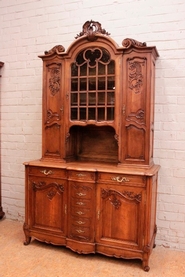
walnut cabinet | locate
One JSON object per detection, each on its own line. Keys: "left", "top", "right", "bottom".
{"left": 23, "top": 21, "right": 160, "bottom": 271}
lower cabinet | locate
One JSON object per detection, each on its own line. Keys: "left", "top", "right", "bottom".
{"left": 23, "top": 162, "right": 159, "bottom": 271}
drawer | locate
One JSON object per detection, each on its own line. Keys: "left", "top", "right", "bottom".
{"left": 70, "top": 182, "right": 93, "bottom": 200}
{"left": 70, "top": 216, "right": 91, "bottom": 228}
{"left": 71, "top": 207, "right": 91, "bottom": 218}
{"left": 98, "top": 172, "right": 145, "bottom": 186}
{"left": 68, "top": 170, "right": 95, "bottom": 182}
{"left": 29, "top": 166, "right": 66, "bottom": 179}
{"left": 71, "top": 198, "right": 92, "bottom": 208}
{"left": 70, "top": 225, "right": 90, "bottom": 238}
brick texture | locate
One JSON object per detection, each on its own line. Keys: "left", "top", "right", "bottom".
{"left": 0, "top": 0, "right": 185, "bottom": 250}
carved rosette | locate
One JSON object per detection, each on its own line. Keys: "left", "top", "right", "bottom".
{"left": 101, "top": 188, "right": 142, "bottom": 209}
{"left": 32, "top": 181, "right": 64, "bottom": 200}
{"left": 75, "top": 20, "right": 110, "bottom": 41}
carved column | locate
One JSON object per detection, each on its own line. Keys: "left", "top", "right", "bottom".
{"left": 0, "top": 62, "right": 5, "bottom": 219}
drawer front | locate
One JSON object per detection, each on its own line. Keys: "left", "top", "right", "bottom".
{"left": 71, "top": 198, "right": 91, "bottom": 208}
{"left": 29, "top": 166, "right": 66, "bottom": 179}
{"left": 98, "top": 172, "right": 146, "bottom": 186}
{"left": 70, "top": 216, "right": 91, "bottom": 228}
{"left": 68, "top": 170, "right": 95, "bottom": 182}
{"left": 70, "top": 182, "right": 93, "bottom": 200}
{"left": 71, "top": 207, "right": 91, "bottom": 218}
{"left": 70, "top": 225, "right": 90, "bottom": 238}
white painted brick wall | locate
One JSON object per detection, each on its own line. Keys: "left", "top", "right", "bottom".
{"left": 0, "top": 0, "right": 185, "bottom": 250}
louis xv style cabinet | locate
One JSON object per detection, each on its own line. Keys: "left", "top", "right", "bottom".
{"left": 0, "top": 61, "right": 5, "bottom": 220}
{"left": 23, "top": 21, "right": 160, "bottom": 271}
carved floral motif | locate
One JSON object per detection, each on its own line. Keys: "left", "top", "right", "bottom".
{"left": 75, "top": 20, "right": 110, "bottom": 41}
{"left": 126, "top": 109, "right": 145, "bottom": 125}
{"left": 128, "top": 61, "right": 144, "bottom": 94}
{"left": 48, "top": 66, "right": 61, "bottom": 96}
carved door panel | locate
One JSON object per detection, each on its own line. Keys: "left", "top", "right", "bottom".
{"left": 42, "top": 58, "right": 65, "bottom": 159}
{"left": 68, "top": 180, "right": 95, "bottom": 243}
{"left": 121, "top": 52, "right": 151, "bottom": 165}
{"left": 29, "top": 176, "right": 67, "bottom": 236}
{"left": 96, "top": 183, "right": 145, "bottom": 250}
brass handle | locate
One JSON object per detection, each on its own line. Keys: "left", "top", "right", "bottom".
{"left": 76, "top": 229, "right": 85, "bottom": 234}
{"left": 76, "top": 211, "right": 85, "bottom": 215}
{"left": 76, "top": 173, "right": 86, "bottom": 177}
{"left": 76, "top": 221, "right": 85, "bottom": 225}
{"left": 111, "top": 176, "right": 129, "bottom": 182}
{"left": 76, "top": 201, "right": 85, "bottom": 206}
{"left": 40, "top": 170, "right": 52, "bottom": 176}
{"left": 76, "top": 192, "right": 86, "bottom": 197}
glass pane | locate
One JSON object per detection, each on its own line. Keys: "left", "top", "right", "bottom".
{"left": 107, "top": 107, "right": 114, "bottom": 120}
{"left": 71, "top": 78, "right": 78, "bottom": 91}
{"left": 80, "top": 93, "right": 86, "bottom": 105}
{"left": 101, "top": 49, "right": 110, "bottom": 63}
{"left": 107, "top": 92, "right": 115, "bottom": 105}
{"left": 89, "top": 67, "right": 96, "bottom": 76}
{"left": 71, "top": 93, "right": 78, "bottom": 106}
{"left": 80, "top": 78, "right": 87, "bottom": 91}
{"left": 108, "top": 60, "right": 115, "bottom": 74}
{"left": 98, "top": 77, "right": 105, "bottom": 90}
{"left": 80, "top": 63, "right": 87, "bottom": 76}
{"left": 98, "top": 108, "right": 105, "bottom": 121}
{"left": 71, "top": 108, "right": 78, "bottom": 120}
{"left": 107, "top": 77, "right": 115, "bottom": 90}
{"left": 71, "top": 63, "right": 78, "bottom": 76}
{"left": 98, "top": 92, "right": 105, "bottom": 105}
{"left": 80, "top": 108, "right": 86, "bottom": 120}
{"left": 89, "top": 93, "right": 96, "bottom": 105}
{"left": 89, "top": 78, "right": 96, "bottom": 90}
{"left": 88, "top": 108, "right": 95, "bottom": 120}
{"left": 98, "top": 63, "right": 105, "bottom": 75}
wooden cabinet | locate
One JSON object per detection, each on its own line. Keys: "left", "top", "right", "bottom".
{"left": 23, "top": 21, "right": 160, "bottom": 271}
{"left": 0, "top": 61, "right": 5, "bottom": 219}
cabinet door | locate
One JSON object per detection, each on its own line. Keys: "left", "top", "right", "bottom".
{"left": 28, "top": 176, "right": 67, "bottom": 237}
{"left": 96, "top": 183, "right": 145, "bottom": 251}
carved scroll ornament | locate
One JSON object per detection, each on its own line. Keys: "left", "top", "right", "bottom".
{"left": 32, "top": 181, "right": 64, "bottom": 200}
{"left": 101, "top": 188, "right": 142, "bottom": 209}
{"left": 122, "top": 38, "right": 146, "bottom": 49}
{"left": 44, "top": 45, "right": 65, "bottom": 55}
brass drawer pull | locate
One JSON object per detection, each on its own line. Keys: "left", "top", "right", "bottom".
{"left": 76, "top": 192, "right": 86, "bottom": 197}
{"left": 76, "top": 229, "right": 85, "bottom": 233}
{"left": 76, "top": 201, "right": 85, "bottom": 206}
{"left": 76, "top": 220, "right": 85, "bottom": 225}
{"left": 76, "top": 211, "right": 85, "bottom": 215}
{"left": 76, "top": 173, "right": 86, "bottom": 177}
{"left": 111, "top": 176, "right": 129, "bottom": 182}
{"left": 40, "top": 170, "right": 53, "bottom": 176}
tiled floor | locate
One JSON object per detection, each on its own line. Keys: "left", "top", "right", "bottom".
{"left": 0, "top": 219, "right": 185, "bottom": 277}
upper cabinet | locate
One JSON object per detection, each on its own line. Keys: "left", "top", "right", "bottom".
{"left": 39, "top": 20, "right": 158, "bottom": 167}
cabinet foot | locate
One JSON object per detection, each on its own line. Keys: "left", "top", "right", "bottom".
{"left": 24, "top": 236, "right": 31, "bottom": 245}
{"left": 143, "top": 265, "right": 150, "bottom": 272}
{"left": 0, "top": 207, "right": 5, "bottom": 219}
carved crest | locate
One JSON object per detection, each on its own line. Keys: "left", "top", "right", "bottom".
{"left": 75, "top": 20, "right": 110, "bottom": 41}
